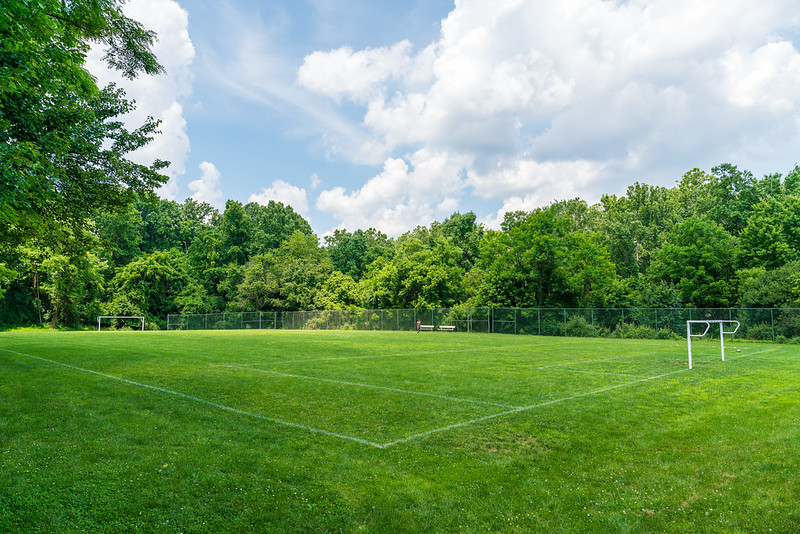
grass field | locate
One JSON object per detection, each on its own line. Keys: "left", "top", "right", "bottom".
{"left": 1, "top": 329, "right": 798, "bottom": 533}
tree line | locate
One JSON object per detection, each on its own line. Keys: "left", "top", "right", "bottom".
{"left": 3, "top": 1, "right": 800, "bottom": 329}
{"left": 2, "top": 162, "right": 800, "bottom": 329}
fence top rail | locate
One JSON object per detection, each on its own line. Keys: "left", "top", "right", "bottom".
{"left": 169, "top": 307, "right": 800, "bottom": 317}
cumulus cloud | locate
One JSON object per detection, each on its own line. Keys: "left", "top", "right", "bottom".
{"left": 298, "top": 41, "right": 414, "bottom": 103}
{"left": 249, "top": 180, "right": 310, "bottom": 216}
{"left": 316, "top": 149, "right": 470, "bottom": 235}
{"left": 189, "top": 162, "right": 223, "bottom": 208}
{"left": 300, "top": 0, "right": 800, "bottom": 232}
{"left": 85, "top": 0, "right": 194, "bottom": 200}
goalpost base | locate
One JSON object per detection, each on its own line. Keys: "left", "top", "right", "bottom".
{"left": 686, "top": 320, "right": 740, "bottom": 369}
{"left": 97, "top": 316, "right": 145, "bottom": 331}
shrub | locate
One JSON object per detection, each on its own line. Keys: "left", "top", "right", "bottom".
{"left": 611, "top": 323, "right": 659, "bottom": 339}
{"left": 655, "top": 328, "right": 681, "bottom": 340}
{"left": 565, "top": 316, "right": 595, "bottom": 337}
{"left": 745, "top": 323, "right": 773, "bottom": 341}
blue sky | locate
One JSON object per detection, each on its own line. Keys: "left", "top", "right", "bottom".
{"left": 88, "top": 0, "right": 800, "bottom": 237}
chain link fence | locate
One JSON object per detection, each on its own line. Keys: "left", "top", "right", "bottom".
{"left": 166, "top": 307, "right": 800, "bottom": 342}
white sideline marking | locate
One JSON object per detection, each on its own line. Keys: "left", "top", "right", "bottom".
{"left": 544, "top": 367, "right": 647, "bottom": 379}
{"left": 265, "top": 346, "right": 487, "bottom": 365}
{"left": 382, "top": 368, "right": 690, "bottom": 448}
{"left": 0, "top": 348, "right": 385, "bottom": 449}
{"left": 537, "top": 352, "right": 659, "bottom": 369}
{"left": 725, "top": 347, "right": 778, "bottom": 361}
{"left": 227, "top": 365, "right": 520, "bottom": 409}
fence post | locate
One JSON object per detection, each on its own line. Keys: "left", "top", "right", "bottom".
{"left": 771, "top": 308, "right": 775, "bottom": 343}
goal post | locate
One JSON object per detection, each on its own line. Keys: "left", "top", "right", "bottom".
{"left": 97, "top": 316, "right": 145, "bottom": 331}
{"left": 686, "top": 320, "right": 740, "bottom": 369}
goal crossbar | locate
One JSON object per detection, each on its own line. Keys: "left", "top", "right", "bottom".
{"left": 97, "top": 316, "right": 145, "bottom": 331}
{"left": 686, "top": 320, "right": 740, "bottom": 369}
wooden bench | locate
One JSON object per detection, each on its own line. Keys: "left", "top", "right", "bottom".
{"left": 419, "top": 324, "right": 434, "bottom": 331}
{"left": 438, "top": 325, "right": 455, "bottom": 332}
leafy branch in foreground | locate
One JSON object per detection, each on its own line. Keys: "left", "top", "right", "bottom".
{"left": 0, "top": 0, "right": 167, "bottom": 248}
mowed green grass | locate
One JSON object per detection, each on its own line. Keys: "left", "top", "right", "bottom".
{"left": 1, "top": 330, "right": 798, "bottom": 533}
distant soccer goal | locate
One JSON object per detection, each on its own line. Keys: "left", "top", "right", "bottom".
{"left": 97, "top": 316, "right": 145, "bottom": 331}
{"left": 686, "top": 320, "right": 740, "bottom": 369}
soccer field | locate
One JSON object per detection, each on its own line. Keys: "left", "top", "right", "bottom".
{"left": 1, "top": 330, "right": 798, "bottom": 532}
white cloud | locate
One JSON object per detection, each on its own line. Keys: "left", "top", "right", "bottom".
{"left": 298, "top": 41, "right": 414, "bottom": 103}
{"left": 189, "top": 162, "right": 223, "bottom": 208}
{"left": 300, "top": 0, "right": 800, "bottom": 231}
{"left": 468, "top": 159, "right": 603, "bottom": 200}
{"left": 249, "top": 180, "right": 310, "bottom": 216}
{"left": 316, "top": 149, "right": 470, "bottom": 235}
{"left": 722, "top": 41, "right": 800, "bottom": 112}
{"left": 85, "top": 0, "right": 194, "bottom": 199}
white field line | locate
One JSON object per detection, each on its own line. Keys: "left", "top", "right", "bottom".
{"left": 0, "top": 348, "right": 385, "bottom": 449}
{"left": 264, "top": 346, "right": 488, "bottom": 366}
{"left": 381, "top": 368, "right": 690, "bottom": 448}
{"left": 226, "top": 365, "right": 521, "bottom": 409}
{"left": 724, "top": 347, "right": 779, "bottom": 361}
{"left": 537, "top": 351, "right": 664, "bottom": 369}
{"left": 544, "top": 367, "right": 647, "bottom": 379}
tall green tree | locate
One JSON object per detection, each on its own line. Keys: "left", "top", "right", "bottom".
{"left": 219, "top": 200, "right": 251, "bottom": 265}
{"left": 738, "top": 195, "right": 800, "bottom": 269}
{"left": 359, "top": 235, "right": 466, "bottom": 309}
{"left": 477, "top": 209, "right": 569, "bottom": 307}
{"left": 237, "top": 232, "right": 332, "bottom": 311}
{"left": 649, "top": 217, "right": 737, "bottom": 307}
{"left": 561, "top": 231, "right": 617, "bottom": 307}
{"left": 94, "top": 204, "right": 144, "bottom": 270}
{"left": 324, "top": 228, "right": 393, "bottom": 281}
{"left": 245, "top": 201, "right": 313, "bottom": 255}
{"left": 737, "top": 262, "right": 800, "bottom": 308}
{"left": 106, "top": 249, "right": 191, "bottom": 324}
{"left": 1, "top": 0, "right": 167, "bottom": 244}
{"left": 675, "top": 164, "right": 760, "bottom": 235}
{"left": 433, "top": 211, "right": 484, "bottom": 271}
{"left": 41, "top": 250, "right": 105, "bottom": 328}
{"left": 600, "top": 183, "right": 678, "bottom": 277}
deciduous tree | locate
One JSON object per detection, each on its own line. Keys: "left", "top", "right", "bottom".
{"left": 649, "top": 218, "right": 737, "bottom": 307}
{"left": 1, "top": 0, "right": 167, "bottom": 245}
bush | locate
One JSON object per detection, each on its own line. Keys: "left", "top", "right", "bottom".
{"left": 611, "top": 323, "right": 659, "bottom": 339}
{"left": 655, "top": 328, "right": 681, "bottom": 340}
{"left": 775, "top": 311, "right": 800, "bottom": 338}
{"left": 565, "top": 316, "right": 595, "bottom": 337}
{"left": 595, "top": 326, "right": 612, "bottom": 338}
{"left": 745, "top": 323, "right": 773, "bottom": 341}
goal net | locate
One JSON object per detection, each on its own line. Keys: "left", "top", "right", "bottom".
{"left": 686, "top": 320, "right": 740, "bottom": 369}
{"left": 97, "top": 316, "right": 145, "bottom": 331}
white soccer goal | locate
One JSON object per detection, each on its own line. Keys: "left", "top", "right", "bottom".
{"left": 686, "top": 320, "right": 740, "bottom": 369}
{"left": 97, "top": 316, "right": 145, "bottom": 331}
